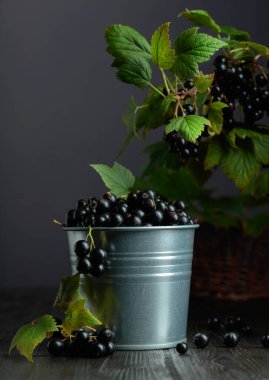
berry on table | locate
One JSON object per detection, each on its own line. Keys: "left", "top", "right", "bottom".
{"left": 176, "top": 342, "right": 188, "bottom": 354}
{"left": 97, "top": 328, "right": 113, "bottom": 344}
{"left": 261, "top": 334, "right": 269, "bottom": 348}
{"left": 208, "top": 317, "right": 221, "bottom": 331}
{"left": 224, "top": 332, "right": 240, "bottom": 347}
{"left": 193, "top": 333, "right": 209, "bottom": 349}
{"left": 105, "top": 341, "right": 115, "bottom": 355}
{"left": 47, "top": 338, "right": 64, "bottom": 356}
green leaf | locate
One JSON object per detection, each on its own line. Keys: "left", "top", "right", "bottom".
{"left": 90, "top": 162, "right": 135, "bottom": 197}
{"left": 116, "top": 57, "right": 152, "bottom": 88}
{"left": 116, "top": 97, "right": 139, "bottom": 158}
{"left": 253, "top": 135, "right": 269, "bottom": 164}
{"left": 179, "top": 9, "right": 221, "bottom": 34}
{"left": 165, "top": 115, "right": 211, "bottom": 142}
{"left": 204, "top": 136, "right": 225, "bottom": 169}
{"left": 173, "top": 27, "right": 227, "bottom": 79}
{"left": 151, "top": 22, "right": 175, "bottom": 69}
{"left": 207, "top": 101, "right": 228, "bottom": 134}
{"left": 193, "top": 72, "right": 214, "bottom": 93}
{"left": 245, "top": 171, "right": 269, "bottom": 198}
{"left": 105, "top": 24, "right": 151, "bottom": 62}
{"left": 220, "top": 25, "right": 251, "bottom": 41}
{"left": 142, "top": 141, "right": 179, "bottom": 176}
{"left": 221, "top": 147, "right": 260, "bottom": 189}
{"left": 239, "top": 41, "right": 269, "bottom": 58}
{"left": 9, "top": 315, "right": 58, "bottom": 362}
{"left": 53, "top": 273, "right": 81, "bottom": 313}
{"left": 227, "top": 128, "right": 264, "bottom": 148}
{"left": 246, "top": 211, "right": 269, "bottom": 236}
{"left": 62, "top": 299, "right": 102, "bottom": 336}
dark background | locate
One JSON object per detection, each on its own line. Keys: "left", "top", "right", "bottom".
{"left": 1, "top": 0, "right": 268, "bottom": 288}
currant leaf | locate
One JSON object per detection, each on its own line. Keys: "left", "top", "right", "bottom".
{"left": 193, "top": 72, "right": 214, "bottom": 93}
{"left": 207, "top": 101, "right": 228, "bottom": 134}
{"left": 116, "top": 57, "right": 152, "bottom": 88}
{"left": 179, "top": 9, "right": 221, "bottom": 34}
{"left": 9, "top": 315, "right": 58, "bottom": 362}
{"left": 204, "top": 137, "right": 225, "bottom": 170}
{"left": 53, "top": 273, "right": 81, "bottom": 313}
{"left": 151, "top": 22, "right": 175, "bottom": 69}
{"left": 165, "top": 115, "right": 211, "bottom": 142}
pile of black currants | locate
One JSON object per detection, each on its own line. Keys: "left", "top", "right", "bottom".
{"left": 66, "top": 189, "right": 196, "bottom": 228}
{"left": 212, "top": 54, "right": 269, "bottom": 126}
{"left": 75, "top": 239, "right": 107, "bottom": 277}
{"left": 47, "top": 326, "right": 114, "bottom": 358}
{"left": 176, "top": 315, "right": 269, "bottom": 355}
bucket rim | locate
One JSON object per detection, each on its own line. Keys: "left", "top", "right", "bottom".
{"left": 63, "top": 224, "right": 199, "bottom": 232}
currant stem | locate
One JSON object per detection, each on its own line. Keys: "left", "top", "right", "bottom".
{"left": 148, "top": 82, "right": 165, "bottom": 98}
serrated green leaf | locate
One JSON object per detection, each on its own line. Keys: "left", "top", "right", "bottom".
{"left": 116, "top": 57, "right": 152, "bottom": 88}
{"left": 239, "top": 41, "right": 269, "bottom": 58}
{"left": 227, "top": 128, "right": 263, "bottom": 148}
{"left": 62, "top": 299, "right": 102, "bottom": 336}
{"left": 142, "top": 141, "right": 179, "bottom": 176}
{"left": 221, "top": 147, "right": 260, "bottom": 189}
{"left": 151, "top": 22, "right": 175, "bottom": 69}
{"left": 9, "top": 315, "right": 58, "bottom": 362}
{"left": 204, "top": 137, "right": 225, "bottom": 169}
{"left": 220, "top": 25, "right": 251, "bottom": 41}
{"left": 207, "top": 101, "right": 228, "bottom": 134}
{"left": 173, "top": 27, "right": 227, "bottom": 80}
{"left": 179, "top": 9, "right": 221, "bottom": 34}
{"left": 90, "top": 162, "right": 135, "bottom": 197}
{"left": 253, "top": 135, "right": 269, "bottom": 164}
{"left": 193, "top": 72, "right": 214, "bottom": 93}
{"left": 105, "top": 24, "right": 151, "bottom": 62}
{"left": 165, "top": 115, "right": 211, "bottom": 142}
{"left": 53, "top": 273, "right": 81, "bottom": 312}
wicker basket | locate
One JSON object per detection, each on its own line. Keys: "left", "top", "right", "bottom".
{"left": 191, "top": 224, "right": 269, "bottom": 300}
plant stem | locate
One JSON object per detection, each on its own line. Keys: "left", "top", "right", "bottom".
{"left": 148, "top": 82, "right": 165, "bottom": 98}
{"left": 160, "top": 68, "right": 170, "bottom": 93}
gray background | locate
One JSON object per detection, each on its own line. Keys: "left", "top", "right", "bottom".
{"left": 1, "top": 0, "right": 268, "bottom": 287}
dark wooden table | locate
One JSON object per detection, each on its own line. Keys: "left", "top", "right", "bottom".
{"left": 1, "top": 289, "right": 269, "bottom": 380}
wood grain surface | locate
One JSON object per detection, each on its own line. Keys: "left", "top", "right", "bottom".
{"left": 1, "top": 289, "right": 269, "bottom": 380}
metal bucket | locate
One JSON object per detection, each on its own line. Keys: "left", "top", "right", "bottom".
{"left": 64, "top": 225, "right": 199, "bottom": 350}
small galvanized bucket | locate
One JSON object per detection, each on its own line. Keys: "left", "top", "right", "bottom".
{"left": 64, "top": 225, "right": 199, "bottom": 350}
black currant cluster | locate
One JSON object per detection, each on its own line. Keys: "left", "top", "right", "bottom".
{"left": 66, "top": 189, "right": 195, "bottom": 228}
{"left": 163, "top": 131, "right": 198, "bottom": 160}
{"left": 163, "top": 80, "right": 199, "bottom": 161}
{"left": 47, "top": 326, "right": 114, "bottom": 358}
{"left": 212, "top": 55, "right": 269, "bottom": 126}
{"left": 176, "top": 315, "right": 269, "bottom": 355}
{"left": 75, "top": 239, "right": 106, "bottom": 277}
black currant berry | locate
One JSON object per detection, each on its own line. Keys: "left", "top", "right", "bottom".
{"left": 77, "top": 199, "right": 88, "bottom": 209}
{"left": 106, "top": 342, "right": 115, "bottom": 355}
{"left": 224, "top": 332, "right": 239, "bottom": 347}
{"left": 97, "top": 328, "right": 113, "bottom": 344}
{"left": 256, "top": 74, "right": 267, "bottom": 88}
{"left": 125, "top": 214, "right": 143, "bottom": 226}
{"left": 208, "top": 317, "right": 221, "bottom": 331}
{"left": 77, "top": 208, "right": 88, "bottom": 223}
{"left": 47, "top": 338, "right": 64, "bottom": 356}
{"left": 214, "top": 55, "right": 228, "bottom": 66}
{"left": 184, "top": 80, "right": 194, "bottom": 89}
{"left": 127, "top": 192, "right": 138, "bottom": 209}
{"left": 66, "top": 209, "right": 78, "bottom": 227}
{"left": 150, "top": 210, "right": 164, "bottom": 225}
{"left": 74, "top": 240, "right": 91, "bottom": 258}
{"left": 185, "top": 104, "right": 195, "bottom": 115}
{"left": 156, "top": 200, "right": 167, "bottom": 212}
{"left": 174, "top": 200, "right": 186, "bottom": 211}
{"left": 103, "top": 192, "right": 117, "bottom": 204}
{"left": 90, "top": 264, "right": 105, "bottom": 278}
{"left": 193, "top": 333, "right": 209, "bottom": 349}
{"left": 90, "top": 248, "right": 107, "bottom": 266}
{"left": 164, "top": 211, "right": 179, "bottom": 225}
{"left": 132, "top": 209, "right": 146, "bottom": 219}
{"left": 242, "top": 325, "right": 252, "bottom": 335}
{"left": 225, "top": 317, "right": 237, "bottom": 331}
{"left": 64, "top": 339, "right": 80, "bottom": 357}
{"left": 77, "top": 257, "right": 92, "bottom": 275}
{"left": 110, "top": 213, "right": 124, "bottom": 227}
{"left": 176, "top": 342, "right": 188, "bottom": 354}
{"left": 96, "top": 199, "right": 111, "bottom": 213}
{"left": 211, "top": 86, "right": 222, "bottom": 97}
{"left": 261, "top": 335, "right": 269, "bottom": 348}
{"left": 75, "top": 330, "right": 89, "bottom": 344}
{"left": 143, "top": 189, "right": 156, "bottom": 200}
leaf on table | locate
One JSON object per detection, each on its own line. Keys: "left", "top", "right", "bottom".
{"left": 62, "top": 299, "right": 102, "bottom": 336}
{"left": 207, "top": 101, "right": 228, "bottom": 134}
{"left": 173, "top": 27, "right": 227, "bottom": 79}
{"left": 179, "top": 9, "right": 221, "bottom": 34}
{"left": 151, "top": 22, "right": 175, "bottom": 69}
{"left": 221, "top": 147, "right": 260, "bottom": 189}
{"left": 220, "top": 25, "right": 251, "bottom": 41}
{"left": 9, "top": 315, "right": 58, "bottom": 362}
{"left": 53, "top": 273, "right": 81, "bottom": 312}
{"left": 193, "top": 72, "right": 214, "bottom": 93}
{"left": 116, "top": 57, "right": 152, "bottom": 88}
{"left": 165, "top": 115, "right": 211, "bottom": 142}
{"left": 105, "top": 24, "right": 151, "bottom": 62}
{"left": 90, "top": 162, "right": 135, "bottom": 197}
